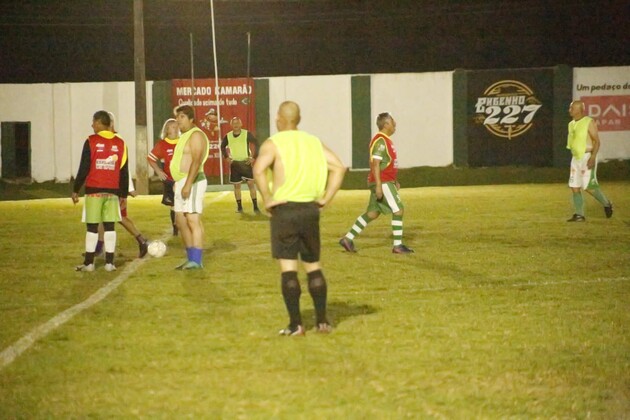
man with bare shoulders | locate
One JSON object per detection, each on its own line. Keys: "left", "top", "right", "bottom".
{"left": 170, "top": 105, "right": 210, "bottom": 269}
{"left": 566, "top": 100, "right": 613, "bottom": 222}
{"left": 253, "top": 101, "right": 346, "bottom": 336}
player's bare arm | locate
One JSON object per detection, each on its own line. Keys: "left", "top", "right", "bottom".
{"left": 148, "top": 159, "right": 167, "bottom": 181}
{"left": 182, "top": 131, "right": 205, "bottom": 199}
{"left": 587, "top": 119, "right": 601, "bottom": 169}
{"left": 317, "top": 144, "right": 346, "bottom": 208}
{"left": 253, "top": 140, "right": 284, "bottom": 210}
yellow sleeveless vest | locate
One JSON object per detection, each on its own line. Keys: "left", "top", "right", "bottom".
{"left": 270, "top": 130, "right": 327, "bottom": 203}
{"left": 170, "top": 126, "right": 209, "bottom": 181}
{"left": 227, "top": 129, "right": 250, "bottom": 161}
{"left": 567, "top": 116, "right": 593, "bottom": 159}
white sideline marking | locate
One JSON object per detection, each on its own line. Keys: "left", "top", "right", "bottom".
{"left": 0, "top": 191, "right": 229, "bottom": 371}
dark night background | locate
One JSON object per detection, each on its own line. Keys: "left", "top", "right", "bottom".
{"left": 0, "top": 0, "right": 628, "bottom": 84}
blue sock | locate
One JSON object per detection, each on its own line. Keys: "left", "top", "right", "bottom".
{"left": 186, "top": 247, "right": 193, "bottom": 261}
{"left": 189, "top": 247, "right": 203, "bottom": 265}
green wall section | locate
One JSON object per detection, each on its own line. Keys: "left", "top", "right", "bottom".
{"left": 552, "top": 65, "right": 573, "bottom": 168}
{"left": 254, "top": 79, "right": 270, "bottom": 140}
{"left": 152, "top": 81, "right": 172, "bottom": 143}
{"left": 351, "top": 76, "right": 371, "bottom": 169}
{"left": 452, "top": 69, "right": 468, "bottom": 167}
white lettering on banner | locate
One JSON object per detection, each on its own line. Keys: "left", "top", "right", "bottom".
{"left": 582, "top": 95, "right": 630, "bottom": 132}
{"left": 473, "top": 80, "right": 543, "bottom": 140}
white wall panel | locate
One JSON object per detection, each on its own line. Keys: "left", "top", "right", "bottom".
{"left": 269, "top": 75, "right": 352, "bottom": 167}
{"left": 371, "top": 72, "right": 453, "bottom": 168}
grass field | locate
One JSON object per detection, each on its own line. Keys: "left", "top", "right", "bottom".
{"left": 0, "top": 183, "right": 629, "bottom": 418}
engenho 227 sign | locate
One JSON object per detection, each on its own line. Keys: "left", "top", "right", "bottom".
{"left": 473, "top": 80, "right": 543, "bottom": 140}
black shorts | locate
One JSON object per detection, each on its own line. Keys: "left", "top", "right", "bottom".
{"left": 270, "top": 202, "right": 320, "bottom": 263}
{"left": 162, "top": 180, "right": 175, "bottom": 206}
{"left": 229, "top": 160, "right": 254, "bottom": 183}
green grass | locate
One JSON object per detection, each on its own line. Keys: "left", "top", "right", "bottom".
{"left": 0, "top": 183, "right": 629, "bottom": 417}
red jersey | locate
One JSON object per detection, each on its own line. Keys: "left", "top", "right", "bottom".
{"left": 367, "top": 132, "right": 398, "bottom": 183}
{"left": 148, "top": 138, "right": 178, "bottom": 181}
{"left": 85, "top": 132, "right": 127, "bottom": 190}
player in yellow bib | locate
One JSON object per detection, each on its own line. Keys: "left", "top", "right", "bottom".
{"left": 220, "top": 116, "right": 260, "bottom": 213}
{"left": 170, "top": 105, "right": 210, "bottom": 269}
{"left": 565, "top": 100, "right": 613, "bottom": 222}
{"left": 254, "top": 101, "right": 346, "bottom": 336}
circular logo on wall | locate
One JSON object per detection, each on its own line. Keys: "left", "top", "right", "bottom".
{"left": 473, "top": 80, "right": 543, "bottom": 139}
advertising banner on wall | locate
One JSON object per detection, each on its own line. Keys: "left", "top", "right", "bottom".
{"left": 467, "top": 69, "right": 554, "bottom": 166}
{"left": 573, "top": 67, "right": 630, "bottom": 161}
{"left": 171, "top": 78, "right": 255, "bottom": 178}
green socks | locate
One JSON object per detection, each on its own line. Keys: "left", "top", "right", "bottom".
{"left": 572, "top": 192, "right": 584, "bottom": 216}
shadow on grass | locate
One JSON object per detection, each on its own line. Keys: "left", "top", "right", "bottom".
{"left": 204, "top": 239, "right": 238, "bottom": 256}
{"left": 239, "top": 212, "right": 270, "bottom": 222}
{"left": 302, "top": 301, "right": 378, "bottom": 330}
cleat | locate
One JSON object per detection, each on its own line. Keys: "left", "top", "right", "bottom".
{"left": 316, "top": 323, "right": 333, "bottom": 334}
{"left": 567, "top": 214, "right": 586, "bottom": 222}
{"left": 139, "top": 241, "right": 149, "bottom": 258}
{"left": 104, "top": 263, "right": 117, "bottom": 272}
{"left": 279, "top": 325, "right": 305, "bottom": 336}
{"left": 75, "top": 263, "right": 95, "bottom": 272}
{"left": 175, "top": 260, "right": 188, "bottom": 270}
{"left": 338, "top": 237, "right": 356, "bottom": 253}
{"left": 392, "top": 244, "right": 414, "bottom": 254}
{"left": 604, "top": 203, "right": 613, "bottom": 219}
{"left": 180, "top": 261, "right": 203, "bottom": 270}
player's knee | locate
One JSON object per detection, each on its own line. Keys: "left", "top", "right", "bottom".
{"left": 103, "top": 222, "right": 115, "bottom": 231}
{"left": 366, "top": 211, "right": 380, "bottom": 220}
{"left": 87, "top": 223, "right": 99, "bottom": 233}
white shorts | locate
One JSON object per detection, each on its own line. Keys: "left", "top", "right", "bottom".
{"left": 174, "top": 177, "right": 207, "bottom": 213}
{"left": 568, "top": 152, "right": 599, "bottom": 190}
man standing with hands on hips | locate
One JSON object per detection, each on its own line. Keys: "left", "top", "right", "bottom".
{"left": 254, "top": 101, "right": 346, "bottom": 336}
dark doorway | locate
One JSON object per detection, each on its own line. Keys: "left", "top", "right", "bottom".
{"left": 1, "top": 122, "right": 31, "bottom": 180}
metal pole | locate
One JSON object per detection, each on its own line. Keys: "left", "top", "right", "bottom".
{"left": 133, "top": 0, "right": 149, "bottom": 194}
{"left": 210, "top": 0, "right": 223, "bottom": 185}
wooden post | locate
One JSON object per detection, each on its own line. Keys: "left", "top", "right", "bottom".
{"left": 133, "top": 0, "right": 149, "bottom": 194}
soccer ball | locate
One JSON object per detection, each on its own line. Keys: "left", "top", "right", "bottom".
{"left": 147, "top": 240, "right": 167, "bottom": 258}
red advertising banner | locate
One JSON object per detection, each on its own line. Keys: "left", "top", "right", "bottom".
{"left": 581, "top": 95, "right": 630, "bottom": 132}
{"left": 171, "top": 78, "right": 255, "bottom": 179}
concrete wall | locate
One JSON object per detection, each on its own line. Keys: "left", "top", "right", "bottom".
{"left": 0, "top": 82, "right": 154, "bottom": 182}
{"left": 1, "top": 66, "right": 627, "bottom": 183}
{"left": 371, "top": 72, "right": 453, "bottom": 168}
{"left": 268, "top": 75, "right": 353, "bottom": 168}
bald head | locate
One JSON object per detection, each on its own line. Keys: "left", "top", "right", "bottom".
{"left": 569, "top": 100, "right": 585, "bottom": 120}
{"left": 276, "top": 101, "right": 301, "bottom": 131}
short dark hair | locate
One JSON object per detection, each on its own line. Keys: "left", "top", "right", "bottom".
{"left": 376, "top": 112, "right": 392, "bottom": 130}
{"left": 93, "top": 110, "right": 111, "bottom": 127}
{"left": 176, "top": 105, "right": 195, "bottom": 121}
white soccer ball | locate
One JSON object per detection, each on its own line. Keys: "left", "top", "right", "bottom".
{"left": 147, "top": 240, "right": 167, "bottom": 258}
